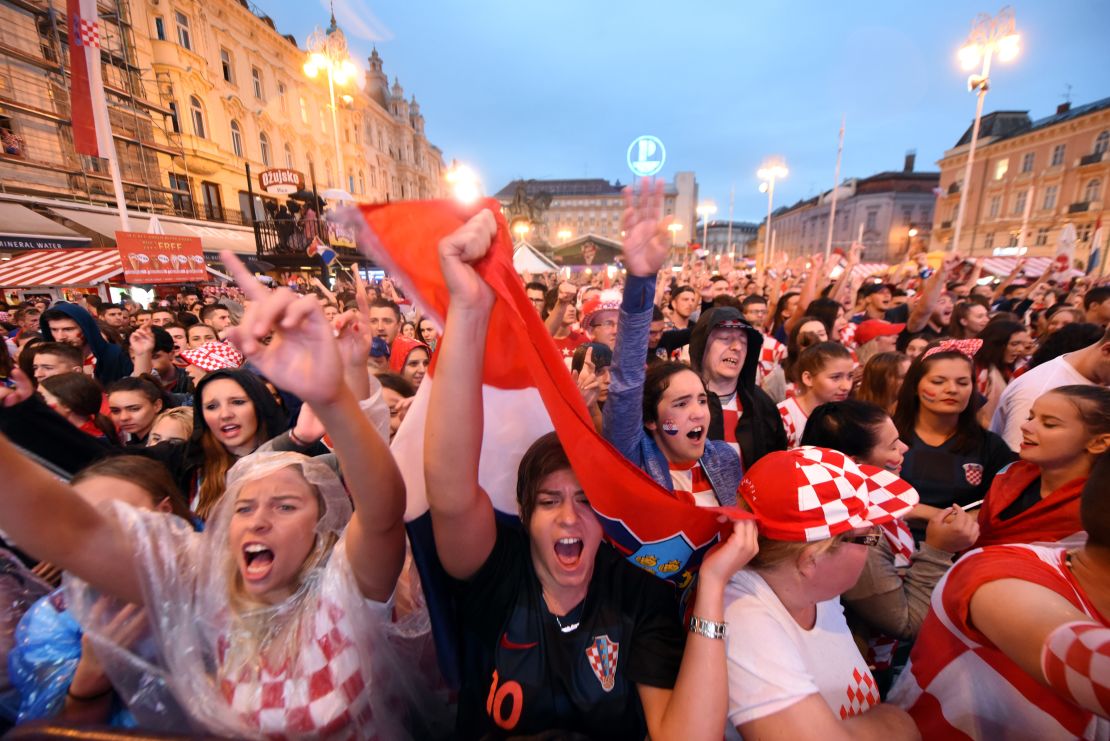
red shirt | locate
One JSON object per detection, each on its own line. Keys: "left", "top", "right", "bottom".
{"left": 976, "top": 460, "right": 1086, "bottom": 548}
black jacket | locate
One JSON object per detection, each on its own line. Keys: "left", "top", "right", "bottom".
{"left": 689, "top": 306, "right": 788, "bottom": 469}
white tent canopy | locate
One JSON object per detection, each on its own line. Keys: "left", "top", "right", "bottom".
{"left": 513, "top": 242, "right": 557, "bottom": 273}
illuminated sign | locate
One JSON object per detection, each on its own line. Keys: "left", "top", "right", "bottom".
{"left": 627, "top": 135, "right": 666, "bottom": 178}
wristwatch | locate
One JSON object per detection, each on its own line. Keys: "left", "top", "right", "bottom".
{"left": 689, "top": 615, "right": 728, "bottom": 640}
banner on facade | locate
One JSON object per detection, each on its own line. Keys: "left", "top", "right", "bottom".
{"left": 258, "top": 169, "right": 305, "bottom": 195}
{"left": 116, "top": 231, "right": 205, "bottom": 284}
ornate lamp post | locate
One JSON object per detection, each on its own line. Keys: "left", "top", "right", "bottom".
{"left": 303, "top": 10, "right": 357, "bottom": 191}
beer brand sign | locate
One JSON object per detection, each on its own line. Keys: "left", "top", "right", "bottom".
{"left": 258, "top": 168, "right": 305, "bottom": 195}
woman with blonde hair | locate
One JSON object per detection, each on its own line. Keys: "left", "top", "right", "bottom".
{"left": 147, "top": 406, "right": 193, "bottom": 446}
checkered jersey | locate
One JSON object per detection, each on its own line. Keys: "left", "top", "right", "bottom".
{"left": 838, "top": 321, "right": 858, "bottom": 350}
{"left": 758, "top": 334, "right": 786, "bottom": 384}
{"left": 839, "top": 667, "right": 879, "bottom": 718}
{"left": 669, "top": 460, "right": 719, "bottom": 508}
{"left": 720, "top": 393, "right": 742, "bottom": 460}
{"left": 1042, "top": 621, "right": 1110, "bottom": 718}
{"left": 776, "top": 396, "right": 808, "bottom": 449}
{"left": 218, "top": 598, "right": 385, "bottom": 739}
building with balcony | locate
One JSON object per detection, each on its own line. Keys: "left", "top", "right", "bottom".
{"left": 757, "top": 153, "right": 938, "bottom": 264}
{"left": 0, "top": 0, "right": 444, "bottom": 261}
{"left": 495, "top": 172, "right": 698, "bottom": 252}
{"left": 932, "top": 97, "right": 1110, "bottom": 261}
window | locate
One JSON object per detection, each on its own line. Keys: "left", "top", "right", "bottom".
{"left": 1096, "top": 131, "right": 1110, "bottom": 156}
{"left": 175, "top": 12, "right": 191, "bottom": 50}
{"left": 1079, "top": 224, "right": 1093, "bottom": 243}
{"left": 1043, "top": 185, "right": 1058, "bottom": 210}
{"left": 154, "top": 16, "right": 165, "bottom": 41}
{"left": 358, "top": 170, "right": 365, "bottom": 194}
{"left": 1012, "top": 189, "right": 1028, "bottom": 216}
{"left": 299, "top": 97, "right": 308, "bottom": 125}
{"left": 348, "top": 170, "right": 355, "bottom": 193}
{"left": 865, "top": 209, "right": 877, "bottom": 232}
{"left": 902, "top": 207, "right": 912, "bottom": 226}
{"left": 984, "top": 232, "right": 994, "bottom": 251}
{"left": 1051, "top": 143, "right": 1066, "bottom": 167}
{"left": 201, "top": 181, "right": 223, "bottom": 221}
{"left": 259, "top": 131, "right": 271, "bottom": 166}
{"left": 189, "top": 96, "right": 205, "bottom": 138}
{"left": 993, "top": 158, "right": 1009, "bottom": 180}
{"left": 278, "top": 82, "right": 287, "bottom": 113}
{"left": 169, "top": 173, "right": 193, "bottom": 214}
{"left": 230, "top": 120, "right": 243, "bottom": 157}
{"left": 251, "top": 67, "right": 263, "bottom": 100}
{"left": 988, "top": 195, "right": 1001, "bottom": 219}
{"left": 1035, "top": 227, "right": 1049, "bottom": 246}
{"left": 324, "top": 159, "right": 333, "bottom": 187}
{"left": 284, "top": 142, "right": 293, "bottom": 169}
{"left": 1021, "top": 152, "right": 1035, "bottom": 173}
{"left": 167, "top": 101, "right": 180, "bottom": 133}
{"left": 344, "top": 127, "right": 350, "bottom": 144}
{"left": 1008, "top": 232, "right": 1019, "bottom": 247}
{"left": 1086, "top": 179, "right": 1103, "bottom": 203}
{"left": 220, "top": 49, "right": 234, "bottom": 83}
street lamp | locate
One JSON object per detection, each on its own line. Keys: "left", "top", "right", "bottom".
{"left": 696, "top": 202, "right": 716, "bottom": 252}
{"left": 512, "top": 222, "right": 530, "bottom": 242}
{"left": 757, "top": 157, "right": 788, "bottom": 267}
{"left": 557, "top": 229, "right": 573, "bottom": 242}
{"left": 304, "top": 11, "right": 357, "bottom": 192}
{"left": 445, "top": 161, "right": 482, "bottom": 204}
{"left": 951, "top": 7, "right": 1020, "bottom": 253}
{"left": 667, "top": 222, "right": 682, "bottom": 247}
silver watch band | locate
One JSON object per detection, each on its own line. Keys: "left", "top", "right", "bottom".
{"left": 688, "top": 615, "right": 728, "bottom": 640}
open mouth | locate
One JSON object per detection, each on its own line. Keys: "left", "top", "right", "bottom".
{"left": 686, "top": 425, "right": 705, "bottom": 441}
{"left": 220, "top": 423, "right": 242, "bottom": 437}
{"left": 242, "top": 543, "right": 274, "bottom": 580}
{"left": 553, "top": 537, "right": 583, "bottom": 568}
{"left": 720, "top": 357, "right": 739, "bottom": 369}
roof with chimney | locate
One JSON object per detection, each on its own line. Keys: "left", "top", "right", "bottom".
{"left": 953, "top": 96, "right": 1110, "bottom": 147}
{"left": 495, "top": 178, "right": 626, "bottom": 198}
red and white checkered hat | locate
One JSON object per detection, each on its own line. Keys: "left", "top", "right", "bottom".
{"left": 739, "top": 446, "right": 919, "bottom": 542}
{"left": 179, "top": 341, "right": 245, "bottom": 371}
{"left": 580, "top": 290, "right": 622, "bottom": 328}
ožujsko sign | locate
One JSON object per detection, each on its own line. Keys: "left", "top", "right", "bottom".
{"left": 258, "top": 168, "right": 305, "bottom": 195}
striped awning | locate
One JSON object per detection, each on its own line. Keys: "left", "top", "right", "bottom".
{"left": 0, "top": 249, "right": 122, "bottom": 287}
{"left": 852, "top": 262, "right": 890, "bottom": 280}
{"left": 979, "top": 256, "right": 1083, "bottom": 279}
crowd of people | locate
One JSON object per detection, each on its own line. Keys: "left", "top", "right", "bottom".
{"left": 0, "top": 183, "right": 1108, "bottom": 739}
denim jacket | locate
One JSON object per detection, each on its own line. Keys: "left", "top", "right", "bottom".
{"left": 602, "top": 274, "right": 742, "bottom": 506}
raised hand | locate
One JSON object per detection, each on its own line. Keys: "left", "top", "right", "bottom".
{"left": 222, "top": 251, "right": 343, "bottom": 405}
{"left": 941, "top": 252, "right": 963, "bottom": 274}
{"left": 128, "top": 326, "right": 154, "bottom": 357}
{"left": 571, "top": 347, "right": 600, "bottom": 409}
{"left": 620, "top": 178, "right": 672, "bottom": 277}
{"left": 0, "top": 369, "right": 33, "bottom": 407}
{"left": 699, "top": 518, "right": 760, "bottom": 586}
{"left": 439, "top": 209, "right": 498, "bottom": 310}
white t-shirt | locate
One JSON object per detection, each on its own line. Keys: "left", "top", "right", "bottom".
{"left": 990, "top": 353, "right": 1093, "bottom": 451}
{"left": 723, "top": 569, "right": 878, "bottom": 736}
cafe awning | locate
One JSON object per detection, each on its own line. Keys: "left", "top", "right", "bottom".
{"left": 0, "top": 202, "right": 91, "bottom": 251}
{"left": 0, "top": 249, "right": 229, "bottom": 287}
{"left": 48, "top": 206, "right": 258, "bottom": 255}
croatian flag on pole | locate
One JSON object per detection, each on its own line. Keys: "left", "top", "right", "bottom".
{"left": 351, "top": 198, "right": 746, "bottom": 683}
{"left": 67, "top": 0, "right": 114, "bottom": 159}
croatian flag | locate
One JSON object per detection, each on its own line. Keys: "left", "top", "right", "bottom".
{"left": 351, "top": 199, "right": 745, "bottom": 683}
{"left": 67, "top": 0, "right": 114, "bottom": 159}
{"left": 306, "top": 235, "right": 337, "bottom": 266}
{"left": 1087, "top": 217, "right": 1104, "bottom": 277}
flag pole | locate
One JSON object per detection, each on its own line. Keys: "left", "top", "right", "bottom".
{"left": 824, "top": 115, "right": 845, "bottom": 258}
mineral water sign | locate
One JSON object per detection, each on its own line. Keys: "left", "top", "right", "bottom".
{"left": 627, "top": 135, "right": 666, "bottom": 177}
{"left": 258, "top": 168, "right": 305, "bottom": 195}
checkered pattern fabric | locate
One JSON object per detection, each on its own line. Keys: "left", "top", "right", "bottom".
{"left": 739, "top": 447, "right": 918, "bottom": 542}
{"left": 838, "top": 667, "right": 879, "bottom": 718}
{"left": 219, "top": 599, "right": 380, "bottom": 739}
{"left": 668, "top": 461, "right": 718, "bottom": 508}
{"left": 776, "top": 397, "right": 808, "bottom": 449}
{"left": 580, "top": 292, "right": 621, "bottom": 329}
{"left": 1041, "top": 620, "right": 1110, "bottom": 717}
{"left": 963, "top": 463, "right": 984, "bottom": 486}
{"left": 838, "top": 321, "right": 857, "bottom": 350}
{"left": 584, "top": 635, "right": 619, "bottom": 693}
{"left": 923, "top": 338, "right": 983, "bottom": 361}
{"left": 73, "top": 17, "right": 100, "bottom": 47}
{"left": 879, "top": 519, "right": 915, "bottom": 569}
{"left": 720, "top": 393, "right": 742, "bottom": 460}
{"left": 180, "top": 341, "right": 245, "bottom": 371}
{"left": 757, "top": 334, "right": 786, "bottom": 383}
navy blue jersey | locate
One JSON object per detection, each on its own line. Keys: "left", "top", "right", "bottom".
{"left": 453, "top": 522, "right": 684, "bottom": 739}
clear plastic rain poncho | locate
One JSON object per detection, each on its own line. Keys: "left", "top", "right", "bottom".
{"left": 65, "top": 451, "right": 444, "bottom": 739}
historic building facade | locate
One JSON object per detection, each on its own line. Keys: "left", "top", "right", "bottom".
{"left": 932, "top": 97, "right": 1110, "bottom": 261}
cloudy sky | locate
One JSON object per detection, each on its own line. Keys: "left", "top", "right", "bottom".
{"left": 266, "top": 0, "right": 1110, "bottom": 222}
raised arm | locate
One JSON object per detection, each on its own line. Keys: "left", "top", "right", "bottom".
{"left": 224, "top": 252, "right": 404, "bottom": 602}
{"left": 423, "top": 210, "right": 499, "bottom": 580}
{"left": 544, "top": 280, "right": 576, "bottom": 337}
{"left": 0, "top": 371, "right": 145, "bottom": 605}
{"left": 906, "top": 253, "right": 959, "bottom": 333}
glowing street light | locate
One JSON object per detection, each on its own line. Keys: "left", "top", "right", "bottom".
{"left": 667, "top": 222, "right": 682, "bottom": 247}
{"left": 557, "top": 229, "right": 573, "bottom": 242}
{"left": 951, "top": 7, "right": 1020, "bottom": 253}
{"left": 757, "top": 157, "right": 788, "bottom": 267}
{"left": 304, "top": 10, "right": 358, "bottom": 192}
{"left": 445, "top": 161, "right": 482, "bottom": 204}
{"left": 696, "top": 202, "right": 716, "bottom": 252}
{"left": 512, "top": 222, "right": 530, "bottom": 242}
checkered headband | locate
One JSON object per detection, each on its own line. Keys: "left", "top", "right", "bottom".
{"left": 738, "top": 446, "right": 919, "bottom": 542}
{"left": 180, "top": 341, "right": 245, "bottom": 371}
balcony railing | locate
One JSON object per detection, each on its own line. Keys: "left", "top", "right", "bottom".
{"left": 1068, "top": 202, "right": 1091, "bottom": 214}
{"left": 1079, "top": 152, "right": 1105, "bottom": 167}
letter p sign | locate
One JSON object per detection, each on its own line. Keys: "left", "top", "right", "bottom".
{"left": 627, "top": 135, "right": 666, "bottom": 178}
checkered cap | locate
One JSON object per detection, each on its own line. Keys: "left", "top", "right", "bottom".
{"left": 738, "top": 446, "right": 919, "bottom": 542}
{"left": 180, "top": 341, "right": 245, "bottom": 371}
{"left": 580, "top": 290, "right": 622, "bottom": 328}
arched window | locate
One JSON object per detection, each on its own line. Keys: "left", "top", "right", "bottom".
{"left": 230, "top": 120, "right": 243, "bottom": 158}
{"left": 1086, "top": 179, "right": 1102, "bottom": 204}
{"left": 189, "top": 96, "right": 205, "bottom": 138}
{"left": 284, "top": 142, "right": 294, "bottom": 169}
{"left": 347, "top": 169, "right": 354, "bottom": 193}
{"left": 1096, "top": 131, "right": 1110, "bottom": 156}
{"left": 324, "top": 159, "right": 333, "bottom": 187}
{"left": 358, "top": 170, "right": 365, "bottom": 194}
{"left": 259, "top": 131, "right": 271, "bottom": 166}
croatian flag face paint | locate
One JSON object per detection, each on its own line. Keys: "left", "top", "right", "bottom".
{"left": 661, "top": 419, "right": 680, "bottom": 436}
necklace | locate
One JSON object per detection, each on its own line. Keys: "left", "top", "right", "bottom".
{"left": 550, "top": 600, "right": 584, "bottom": 633}
{"left": 554, "top": 613, "right": 580, "bottom": 633}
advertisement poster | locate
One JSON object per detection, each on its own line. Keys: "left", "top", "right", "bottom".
{"left": 115, "top": 231, "right": 206, "bottom": 284}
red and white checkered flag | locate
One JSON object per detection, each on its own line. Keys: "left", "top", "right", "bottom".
{"left": 1041, "top": 620, "right": 1110, "bottom": 716}
{"left": 67, "top": 0, "right": 114, "bottom": 158}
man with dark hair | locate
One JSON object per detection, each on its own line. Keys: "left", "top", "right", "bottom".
{"left": 368, "top": 298, "right": 402, "bottom": 344}
{"left": 133, "top": 309, "right": 153, "bottom": 328}
{"left": 163, "top": 322, "right": 188, "bottom": 356}
{"left": 7, "top": 306, "right": 40, "bottom": 341}
{"left": 39, "top": 302, "right": 132, "bottom": 383}
{"left": 199, "top": 303, "right": 232, "bottom": 339}
{"left": 524, "top": 281, "right": 547, "bottom": 314}
{"left": 1084, "top": 286, "right": 1110, "bottom": 327}
{"left": 99, "top": 303, "right": 128, "bottom": 330}
{"left": 186, "top": 323, "right": 217, "bottom": 348}
{"left": 668, "top": 285, "right": 697, "bottom": 330}
{"left": 131, "top": 325, "right": 192, "bottom": 394}
{"left": 151, "top": 307, "right": 176, "bottom": 327}
{"left": 851, "top": 283, "right": 893, "bottom": 323}
{"left": 28, "top": 342, "right": 83, "bottom": 381}
{"left": 647, "top": 306, "right": 666, "bottom": 360}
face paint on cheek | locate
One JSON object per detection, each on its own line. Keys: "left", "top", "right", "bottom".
{"left": 920, "top": 387, "right": 940, "bottom": 403}
{"left": 661, "top": 420, "right": 680, "bottom": 436}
